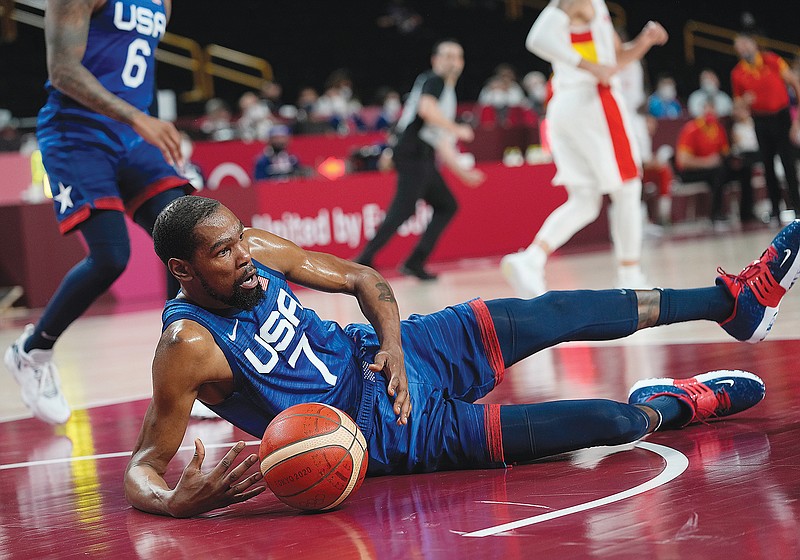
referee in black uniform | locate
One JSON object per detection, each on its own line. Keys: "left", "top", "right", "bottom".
{"left": 355, "top": 39, "right": 485, "bottom": 280}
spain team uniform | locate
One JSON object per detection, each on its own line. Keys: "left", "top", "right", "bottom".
{"left": 544, "top": 0, "right": 641, "bottom": 192}
{"left": 36, "top": 0, "right": 188, "bottom": 233}
{"left": 162, "top": 260, "right": 506, "bottom": 475}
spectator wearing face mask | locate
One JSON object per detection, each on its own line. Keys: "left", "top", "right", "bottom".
{"left": 315, "top": 69, "right": 366, "bottom": 134}
{"left": 687, "top": 69, "right": 734, "bottom": 118}
{"left": 253, "top": 125, "right": 306, "bottom": 181}
{"left": 374, "top": 88, "right": 403, "bottom": 131}
{"left": 522, "top": 71, "right": 549, "bottom": 116}
{"left": 648, "top": 74, "right": 683, "bottom": 119}
{"left": 237, "top": 91, "right": 273, "bottom": 142}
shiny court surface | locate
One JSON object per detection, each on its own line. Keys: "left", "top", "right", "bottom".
{"left": 1, "top": 224, "right": 800, "bottom": 559}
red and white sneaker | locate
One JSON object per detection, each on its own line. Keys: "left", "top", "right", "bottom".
{"left": 628, "top": 370, "right": 765, "bottom": 427}
{"left": 717, "top": 219, "right": 800, "bottom": 343}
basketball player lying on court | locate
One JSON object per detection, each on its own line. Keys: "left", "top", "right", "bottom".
{"left": 124, "top": 196, "right": 800, "bottom": 517}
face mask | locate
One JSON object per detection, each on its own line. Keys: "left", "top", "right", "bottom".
{"left": 700, "top": 79, "right": 718, "bottom": 94}
{"left": 340, "top": 86, "right": 352, "bottom": 100}
{"left": 384, "top": 98, "right": 401, "bottom": 116}
{"left": 658, "top": 84, "right": 677, "bottom": 101}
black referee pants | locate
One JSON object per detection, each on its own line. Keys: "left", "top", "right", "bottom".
{"left": 358, "top": 156, "right": 458, "bottom": 268}
{"left": 753, "top": 108, "right": 800, "bottom": 214}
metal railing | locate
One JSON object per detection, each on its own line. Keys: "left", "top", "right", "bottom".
{"left": 2, "top": 0, "right": 273, "bottom": 102}
{"left": 684, "top": 20, "right": 800, "bottom": 65}
{"left": 204, "top": 44, "right": 273, "bottom": 93}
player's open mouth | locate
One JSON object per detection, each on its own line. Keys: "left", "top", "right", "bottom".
{"left": 240, "top": 272, "right": 258, "bottom": 289}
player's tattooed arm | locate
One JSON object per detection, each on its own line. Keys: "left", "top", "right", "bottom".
{"left": 247, "top": 229, "right": 412, "bottom": 424}
{"left": 376, "top": 282, "right": 396, "bottom": 302}
{"left": 45, "top": 0, "right": 183, "bottom": 164}
{"left": 45, "top": 0, "right": 141, "bottom": 124}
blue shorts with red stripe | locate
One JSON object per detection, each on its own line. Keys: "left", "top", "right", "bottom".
{"left": 345, "top": 299, "right": 506, "bottom": 475}
{"left": 36, "top": 107, "right": 189, "bottom": 234}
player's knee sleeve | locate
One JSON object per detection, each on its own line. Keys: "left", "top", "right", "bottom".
{"left": 499, "top": 400, "right": 649, "bottom": 463}
{"left": 79, "top": 210, "right": 131, "bottom": 283}
{"left": 86, "top": 240, "right": 131, "bottom": 281}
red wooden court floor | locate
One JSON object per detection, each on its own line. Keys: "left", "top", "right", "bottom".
{"left": 1, "top": 339, "right": 799, "bottom": 560}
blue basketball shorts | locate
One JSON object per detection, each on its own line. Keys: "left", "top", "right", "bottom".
{"left": 345, "top": 299, "right": 507, "bottom": 475}
{"left": 36, "top": 110, "right": 189, "bottom": 233}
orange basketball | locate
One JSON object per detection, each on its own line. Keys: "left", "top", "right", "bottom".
{"left": 258, "top": 402, "right": 368, "bottom": 511}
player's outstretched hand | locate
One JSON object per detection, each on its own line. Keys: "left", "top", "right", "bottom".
{"left": 168, "top": 439, "right": 265, "bottom": 518}
{"left": 132, "top": 112, "right": 184, "bottom": 167}
{"left": 369, "top": 348, "right": 411, "bottom": 425}
{"left": 641, "top": 21, "right": 668, "bottom": 46}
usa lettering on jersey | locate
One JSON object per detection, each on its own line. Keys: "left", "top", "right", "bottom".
{"left": 113, "top": 1, "right": 166, "bottom": 39}
{"left": 243, "top": 288, "right": 339, "bottom": 387}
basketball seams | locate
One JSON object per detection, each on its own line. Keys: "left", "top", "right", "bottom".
{"left": 259, "top": 403, "right": 368, "bottom": 511}
{"left": 262, "top": 414, "right": 362, "bottom": 455}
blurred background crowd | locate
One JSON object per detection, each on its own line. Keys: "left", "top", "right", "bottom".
{"left": 0, "top": 0, "right": 798, "bottom": 224}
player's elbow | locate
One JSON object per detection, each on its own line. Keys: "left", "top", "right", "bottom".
{"left": 525, "top": 31, "right": 546, "bottom": 57}
{"left": 47, "top": 62, "right": 75, "bottom": 93}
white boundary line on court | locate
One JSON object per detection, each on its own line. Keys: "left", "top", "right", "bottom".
{"left": 0, "top": 440, "right": 687, "bottom": 531}
{"left": 0, "top": 441, "right": 261, "bottom": 471}
{"left": 461, "top": 441, "right": 688, "bottom": 538}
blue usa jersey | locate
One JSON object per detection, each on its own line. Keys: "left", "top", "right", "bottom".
{"left": 41, "top": 0, "right": 166, "bottom": 121}
{"left": 162, "top": 260, "right": 371, "bottom": 437}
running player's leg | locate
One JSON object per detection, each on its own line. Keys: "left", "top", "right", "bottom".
{"left": 26, "top": 210, "right": 131, "bottom": 351}
{"left": 608, "top": 178, "right": 647, "bottom": 287}
{"left": 501, "top": 183, "right": 603, "bottom": 297}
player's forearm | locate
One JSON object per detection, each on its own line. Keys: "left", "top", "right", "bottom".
{"left": 124, "top": 463, "right": 177, "bottom": 517}
{"left": 353, "top": 271, "right": 403, "bottom": 351}
{"left": 616, "top": 37, "right": 655, "bottom": 68}
{"left": 418, "top": 95, "right": 461, "bottom": 136}
{"left": 48, "top": 62, "right": 143, "bottom": 125}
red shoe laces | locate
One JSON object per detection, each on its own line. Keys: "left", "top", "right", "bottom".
{"left": 675, "top": 378, "right": 731, "bottom": 422}
{"left": 717, "top": 247, "right": 785, "bottom": 308}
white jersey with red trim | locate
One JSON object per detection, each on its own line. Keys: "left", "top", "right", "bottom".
{"left": 536, "top": 0, "right": 640, "bottom": 190}
{"left": 550, "top": 0, "right": 618, "bottom": 93}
